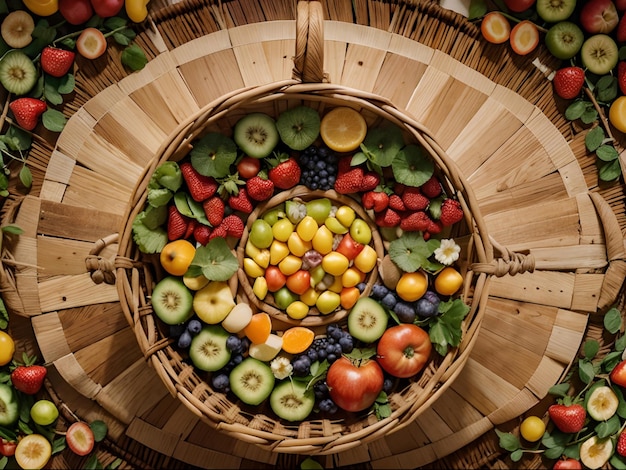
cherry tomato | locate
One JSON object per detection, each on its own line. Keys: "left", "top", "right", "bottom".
{"left": 237, "top": 156, "right": 261, "bottom": 179}
{"left": 376, "top": 324, "right": 432, "bottom": 378}
{"left": 264, "top": 266, "right": 286, "bottom": 292}
{"left": 285, "top": 270, "right": 310, "bottom": 296}
{"left": 0, "top": 331, "right": 15, "bottom": 366}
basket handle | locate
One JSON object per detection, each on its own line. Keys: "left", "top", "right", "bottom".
{"left": 471, "top": 237, "right": 536, "bottom": 277}
{"left": 85, "top": 233, "right": 119, "bottom": 284}
{"left": 293, "top": 0, "right": 325, "bottom": 83}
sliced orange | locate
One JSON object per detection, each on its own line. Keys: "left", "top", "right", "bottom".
{"left": 320, "top": 107, "right": 367, "bottom": 153}
{"left": 281, "top": 326, "right": 315, "bottom": 354}
{"left": 243, "top": 312, "right": 272, "bottom": 344}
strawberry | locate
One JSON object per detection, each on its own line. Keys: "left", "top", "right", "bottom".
{"left": 618, "top": 431, "right": 626, "bottom": 457}
{"left": 334, "top": 168, "right": 364, "bottom": 194}
{"left": 375, "top": 208, "right": 401, "bottom": 227}
{"left": 228, "top": 188, "right": 253, "bottom": 213}
{"left": 246, "top": 175, "right": 275, "bottom": 201}
{"left": 362, "top": 191, "right": 389, "bottom": 212}
{"left": 180, "top": 162, "right": 218, "bottom": 202}
{"left": 268, "top": 157, "right": 301, "bottom": 189}
{"left": 11, "top": 356, "right": 47, "bottom": 395}
{"left": 400, "top": 211, "right": 432, "bottom": 232}
{"left": 221, "top": 214, "right": 244, "bottom": 238}
{"left": 184, "top": 219, "right": 197, "bottom": 239}
{"left": 388, "top": 194, "right": 407, "bottom": 211}
{"left": 427, "top": 219, "right": 442, "bottom": 235}
{"left": 440, "top": 198, "right": 464, "bottom": 226}
{"left": 618, "top": 13, "right": 626, "bottom": 43}
{"left": 9, "top": 98, "right": 47, "bottom": 131}
{"left": 203, "top": 196, "right": 225, "bottom": 226}
{"left": 548, "top": 403, "right": 586, "bottom": 433}
{"left": 209, "top": 224, "right": 228, "bottom": 240}
{"left": 40, "top": 46, "right": 75, "bottom": 78}
{"left": 361, "top": 171, "right": 381, "bottom": 192}
{"left": 619, "top": 61, "right": 626, "bottom": 95}
{"left": 167, "top": 205, "right": 189, "bottom": 241}
{"left": 337, "top": 156, "right": 353, "bottom": 174}
{"left": 552, "top": 67, "right": 585, "bottom": 100}
{"left": 402, "top": 187, "right": 429, "bottom": 211}
{"left": 420, "top": 175, "right": 443, "bottom": 198}
{"left": 193, "top": 224, "right": 212, "bottom": 245}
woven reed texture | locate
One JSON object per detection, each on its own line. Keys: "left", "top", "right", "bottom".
{"left": 0, "top": 0, "right": 624, "bottom": 468}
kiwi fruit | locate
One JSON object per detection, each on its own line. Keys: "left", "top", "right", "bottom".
{"left": 536, "top": 0, "right": 576, "bottom": 23}
{"left": 270, "top": 380, "right": 315, "bottom": 422}
{"left": 0, "top": 50, "right": 38, "bottom": 96}
{"left": 151, "top": 276, "right": 193, "bottom": 325}
{"left": 229, "top": 357, "right": 275, "bottom": 406}
{"left": 276, "top": 105, "right": 321, "bottom": 151}
{"left": 347, "top": 297, "right": 388, "bottom": 343}
{"left": 581, "top": 34, "right": 619, "bottom": 76}
{"left": 0, "top": 383, "right": 18, "bottom": 426}
{"left": 544, "top": 22, "right": 584, "bottom": 60}
{"left": 233, "top": 113, "right": 279, "bottom": 159}
{"left": 189, "top": 325, "right": 231, "bottom": 372}
{"left": 1, "top": 10, "right": 34, "bottom": 49}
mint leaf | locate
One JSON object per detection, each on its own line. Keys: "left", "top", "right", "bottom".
{"left": 42, "top": 109, "right": 67, "bottom": 133}
{"left": 189, "top": 237, "right": 238, "bottom": 281}
{"left": 90, "top": 420, "right": 108, "bottom": 442}
{"left": 132, "top": 213, "right": 167, "bottom": 254}
{"left": 19, "top": 165, "right": 32, "bottom": 188}
{"left": 495, "top": 429, "right": 520, "bottom": 452}
{"left": 596, "top": 144, "right": 619, "bottom": 162}
{"left": 585, "top": 126, "right": 604, "bottom": 151}
{"left": 388, "top": 232, "right": 439, "bottom": 272}
{"left": 599, "top": 159, "right": 622, "bottom": 182}
{"left": 391, "top": 144, "right": 434, "bottom": 187}
{"left": 604, "top": 307, "right": 622, "bottom": 334}
{"left": 121, "top": 43, "right": 148, "bottom": 71}
{"left": 190, "top": 133, "right": 237, "bottom": 178}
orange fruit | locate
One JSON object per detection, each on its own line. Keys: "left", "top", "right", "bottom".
{"left": 160, "top": 239, "right": 196, "bottom": 276}
{"left": 434, "top": 267, "right": 463, "bottom": 296}
{"left": 319, "top": 107, "right": 367, "bottom": 153}
{"left": 340, "top": 286, "right": 360, "bottom": 310}
{"left": 281, "top": 326, "right": 315, "bottom": 354}
{"left": 395, "top": 271, "right": 428, "bottom": 302}
{"left": 243, "top": 312, "right": 272, "bottom": 344}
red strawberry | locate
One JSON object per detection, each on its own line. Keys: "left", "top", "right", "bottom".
{"left": 222, "top": 214, "right": 244, "bottom": 238}
{"left": 360, "top": 171, "right": 380, "bottom": 192}
{"left": 334, "top": 168, "right": 364, "bottom": 194}
{"left": 268, "top": 157, "right": 301, "bottom": 189}
{"left": 619, "top": 61, "right": 626, "bottom": 95}
{"left": 9, "top": 98, "right": 47, "bottom": 131}
{"left": 618, "top": 13, "right": 626, "bottom": 43}
{"left": 420, "top": 175, "right": 443, "bottom": 198}
{"left": 180, "top": 162, "right": 218, "bottom": 202}
{"left": 402, "top": 187, "right": 429, "bottom": 211}
{"left": 209, "top": 224, "right": 228, "bottom": 240}
{"left": 400, "top": 211, "right": 432, "bottom": 232}
{"left": 427, "top": 219, "right": 442, "bottom": 235}
{"left": 439, "top": 198, "right": 464, "bottom": 226}
{"left": 246, "top": 175, "right": 275, "bottom": 201}
{"left": 193, "top": 224, "right": 212, "bottom": 245}
{"left": 11, "top": 357, "right": 47, "bottom": 395}
{"left": 337, "top": 156, "right": 353, "bottom": 174}
{"left": 228, "top": 188, "right": 253, "bottom": 213}
{"left": 618, "top": 431, "right": 626, "bottom": 457}
{"left": 388, "top": 194, "right": 407, "bottom": 211}
{"left": 41, "top": 46, "right": 76, "bottom": 77}
{"left": 552, "top": 67, "right": 585, "bottom": 100}
{"left": 375, "top": 208, "right": 401, "bottom": 227}
{"left": 203, "top": 196, "right": 225, "bottom": 226}
{"left": 167, "top": 205, "right": 189, "bottom": 241}
{"left": 362, "top": 191, "right": 389, "bottom": 212}
{"left": 184, "top": 219, "right": 197, "bottom": 239}
{"left": 548, "top": 403, "right": 586, "bottom": 433}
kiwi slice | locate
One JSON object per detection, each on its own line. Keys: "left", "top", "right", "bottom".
{"left": 581, "top": 34, "right": 619, "bottom": 76}
{"left": 276, "top": 105, "right": 321, "bottom": 151}
{"left": 536, "top": 0, "right": 576, "bottom": 23}
{"left": 229, "top": 357, "right": 275, "bottom": 406}
{"left": 270, "top": 380, "right": 315, "bottom": 422}
{"left": 0, "top": 383, "right": 18, "bottom": 426}
{"left": 544, "top": 22, "right": 584, "bottom": 60}
{"left": 1, "top": 10, "right": 34, "bottom": 49}
{"left": 233, "top": 113, "right": 279, "bottom": 159}
{"left": 151, "top": 276, "right": 193, "bottom": 325}
{"left": 189, "top": 325, "right": 231, "bottom": 372}
{"left": 347, "top": 297, "right": 388, "bottom": 343}
{"left": 0, "top": 50, "right": 38, "bottom": 96}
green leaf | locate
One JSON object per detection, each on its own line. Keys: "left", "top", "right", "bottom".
{"left": 596, "top": 144, "right": 619, "bottom": 162}
{"left": 388, "top": 232, "right": 439, "bottom": 272}
{"left": 189, "top": 237, "right": 238, "bottom": 281}
{"left": 583, "top": 339, "right": 600, "bottom": 360}
{"left": 614, "top": 386, "right": 626, "bottom": 419}
{"left": 391, "top": 144, "right": 434, "bottom": 187}
{"left": 549, "top": 382, "right": 571, "bottom": 398}
{"left": 564, "top": 101, "right": 589, "bottom": 121}
{"left": 510, "top": 449, "right": 524, "bottom": 462}
{"left": 543, "top": 446, "right": 566, "bottom": 460}
{"left": 132, "top": 212, "right": 167, "bottom": 254}
{"left": 140, "top": 204, "right": 167, "bottom": 230}
{"left": 602, "top": 351, "right": 623, "bottom": 374}
{"left": 113, "top": 32, "right": 132, "bottom": 46}
{"left": 51, "top": 436, "right": 66, "bottom": 454}
{"left": 19, "top": 165, "right": 32, "bottom": 189}
{"left": 595, "top": 414, "right": 620, "bottom": 438}
{"left": 4, "top": 126, "right": 32, "bottom": 150}
{"left": 595, "top": 75, "right": 618, "bottom": 102}
{"left": 42, "top": 109, "right": 67, "bottom": 133}
{"left": 495, "top": 428, "right": 521, "bottom": 452}
{"left": 578, "top": 358, "right": 595, "bottom": 384}
{"left": 468, "top": 0, "right": 488, "bottom": 19}
{"left": 611, "top": 453, "right": 626, "bottom": 470}
{"left": 121, "top": 43, "right": 148, "bottom": 71}
{"left": 57, "top": 73, "right": 75, "bottom": 95}
{"left": 84, "top": 453, "right": 100, "bottom": 470}
{"left": 616, "top": 333, "right": 626, "bottom": 353}
{"left": 360, "top": 126, "right": 404, "bottom": 167}
{"left": 581, "top": 107, "right": 599, "bottom": 125}
{"left": 605, "top": 307, "right": 622, "bottom": 334}
{"left": 43, "top": 82, "right": 63, "bottom": 105}
{"left": 150, "top": 161, "right": 182, "bottom": 192}
{"left": 187, "top": 197, "right": 210, "bottom": 225}
{"left": 300, "top": 457, "right": 324, "bottom": 470}
{"left": 585, "top": 126, "right": 605, "bottom": 152}
{"left": 350, "top": 152, "right": 368, "bottom": 167}
{"left": 190, "top": 133, "right": 237, "bottom": 178}
{"left": 106, "top": 458, "right": 123, "bottom": 470}
{"left": 90, "top": 419, "right": 108, "bottom": 442}
{"left": 146, "top": 188, "right": 172, "bottom": 208}
{"left": 104, "top": 17, "right": 128, "bottom": 30}
{"left": 599, "top": 159, "right": 622, "bottom": 182}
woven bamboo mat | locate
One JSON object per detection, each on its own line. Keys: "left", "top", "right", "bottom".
{"left": 2, "top": 0, "right": 626, "bottom": 468}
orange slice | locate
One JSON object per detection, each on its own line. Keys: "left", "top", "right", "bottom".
{"left": 320, "top": 107, "right": 367, "bottom": 153}
{"left": 243, "top": 312, "right": 272, "bottom": 344}
{"left": 281, "top": 326, "right": 315, "bottom": 354}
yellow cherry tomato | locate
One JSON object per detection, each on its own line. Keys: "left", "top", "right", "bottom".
{"left": 126, "top": 0, "right": 150, "bottom": 23}
{"left": 22, "top": 0, "right": 59, "bottom": 16}
{"left": 434, "top": 267, "right": 464, "bottom": 296}
{"left": 396, "top": 271, "right": 428, "bottom": 302}
{"left": 0, "top": 331, "right": 15, "bottom": 366}
{"left": 609, "top": 96, "right": 626, "bottom": 133}
{"left": 520, "top": 416, "right": 546, "bottom": 442}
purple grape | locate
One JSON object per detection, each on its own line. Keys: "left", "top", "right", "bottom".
{"left": 177, "top": 330, "right": 192, "bottom": 349}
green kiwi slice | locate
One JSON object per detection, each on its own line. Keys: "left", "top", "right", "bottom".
{"left": 536, "top": 0, "right": 576, "bottom": 23}
{"left": 0, "top": 50, "right": 38, "bottom": 95}
{"left": 347, "top": 297, "right": 388, "bottom": 343}
{"left": 270, "top": 380, "right": 315, "bottom": 422}
{"left": 276, "top": 105, "right": 321, "bottom": 150}
{"left": 151, "top": 276, "right": 193, "bottom": 325}
{"left": 233, "top": 113, "right": 279, "bottom": 159}
{"left": 189, "top": 325, "right": 231, "bottom": 372}
{"left": 544, "top": 22, "right": 584, "bottom": 60}
{"left": 229, "top": 357, "right": 275, "bottom": 406}
{"left": 581, "top": 34, "right": 619, "bottom": 76}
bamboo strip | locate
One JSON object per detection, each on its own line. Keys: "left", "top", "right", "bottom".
{"left": 339, "top": 43, "right": 387, "bottom": 90}
{"left": 571, "top": 273, "right": 604, "bottom": 312}
{"left": 45, "top": 150, "right": 75, "bottom": 186}
{"left": 559, "top": 159, "right": 591, "bottom": 197}
{"left": 38, "top": 200, "right": 122, "bottom": 242}
{"left": 54, "top": 108, "right": 96, "bottom": 159}
{"left": 30, "top": 313, "right": 72, "bottom": 362}
{"left": 38, "top": 273, "right": 119, "bottom": 313}
{"left": 530, "top": 245, "right": 608, "bottom": 270}
{"left": 125, "top": 418, "right": 181, "bottom": 457}
{"left": 486, "top": 388, "right": 542, "bottom": 426}
{"left": 372, "top": 52, "right": 428, "bottom": 107}
{"left": 81, "top": 84, "right": 127, "bottom": 122}
{"left": 526, "top": 355, "right": 573, "bottom": 398}
{"left": 53, "top": 354, "right": 103, "bottom": 399}
{"left": 489, "top": 272, "right": 575, "bottom": 309}
{"left": 173, "top": 439, "right": 248, "bottom": 468}
{"left": 544, "top": 317, "right": 589, "bottom": 365}
{"left": 116, "top": 50, "right": 179, "bottom": 95}
{"left": 37, "top": 237, "right": 112, "bottom": 277}
{"left": 63, "top": 166, "right": 131, "bottom": 214}
{"left": 171, "top": 30, "right": 232, "bottom": 66}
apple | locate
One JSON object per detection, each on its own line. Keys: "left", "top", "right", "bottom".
{"left": 503, "top": 0, "right": 536, "bottom": 12}
{"left": 326, "top": 354, "right": 384, "bottom": 412}
{"left": 286, "top": 270, "right": 311, "bottom": 295}
{"left": 305, "top": 198, "right": 332, "bottom": 224}
{"left": 335, "top": 233, "right": 364, "bottom": 260}
{"left": 316, "top": 290, "right": 341, "bottom": 314}
{"left": 617, "top": 0, "right": 626, "bottom": 11}
{"left": 349, "top": 218, "right": 372, "bottom": 245}
{"left": 610, "top": 359, "right": 626, "bottom": 387}
{"left": 553, "top": 459, "right": 583, "bottom": 470}
{"left": 249, "top": 219, "right": 274, "bottom": 249}
{"left": 30, "top": 399, "right": 59, "bottom": 426}
{"left": 376, "top": 324, "right": 432, "bottom": 378}
{"left": 580, "top": 0, "right": 619, "bottom": 34}
{"left": 193, "top": 281, "right": 236, "bottom": 324}
{"left": 273, "top": 286, "right": 298, "bottom": 310}
{"left": 264, "top": 266, "right": 286, "bottom": 292}
{"left": 0, "top": 439, "right": 16, "bottom": 457}
{"left": 160, "top": 239, "right": 196, "bottom": 276}
{"left": 90, "top": 0, "right": 125, "bottom": 18}
{"left": 353, "top": 244, "right": 378, "bottom": 273}
{"left": 59, "top": 0, "right": 94, "bottom": 25}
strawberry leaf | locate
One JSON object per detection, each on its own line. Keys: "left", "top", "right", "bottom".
{"left": 121, "top": 43, "right": 148, "bottom": 71}
{"left": 149, "top": 162, "right": 182, "bottom": 192}
{"left": 360, "top": 126, "right": 403, "bottom": 167}
{"left": 131, "top": 213, "right": 167, "bottom": 254}
{"left": 388, "top": 232, "right": 440, "bottom": 273}
{"left": 190, "top": 133, "right": 237, "bottom": 179}
{"left": 188, "top": 237, "right": 238, "bottom": 281}
{"left": 42, "top": 109, "right": 67, "bottom": 133}
{"left": 391, "top": 144, "right": 434, "bottom": 187}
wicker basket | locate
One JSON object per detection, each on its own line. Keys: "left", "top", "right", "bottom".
{"left": 115, "top": 0, "right": 528, "bottom": 454}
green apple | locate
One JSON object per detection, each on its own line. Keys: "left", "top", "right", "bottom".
{"left": 305, "top": 198, "right": 332, "bottom": 224}
{"left": 262, "top": 204, "right": 285, "bottom": 226}
{"left": 272, "top": 218, "right": 294, "bottom": 242}
{"left": 349, "top": 219, "right": 372, "bottom": 245}
{"left": 30, "top": 399, "right": 59, "bottom": 426}
{"left": 335, "top": 205, "right": 356, "bottom": 227}
{"left": 193, "top": 281, "right": 236, "bottom": 324}
{"left": 249, "top": 219, "right": 274, "bottom": 249}
{"left": 273, "top": 287, "right": 298, "bottom": 310}
{"left": 0, "top": 383, "right": 18, "bottom": 426}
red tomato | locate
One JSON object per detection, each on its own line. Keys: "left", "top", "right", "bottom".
{"left": 553, "top": 458, "right": 583, "bottom": 470}
{"left": 0, "top": 439, "right": 17, "bottom": 457}
{"left": 376, "top": 324, "right": 432, "bottom": 378}
{"left": 237, "top": 156, "right": 261, "bottom": 179}
{"left": 503, "top": 0, "right": 536, "bottom": 13}
{"left": 265, "top": 266, "right": 286, "bottom": 292}
{"left": 286, "top": 270, "right": 310, "bottom": 296}
{"left": 326, "top": 356, "right": 384, "bottom": 412}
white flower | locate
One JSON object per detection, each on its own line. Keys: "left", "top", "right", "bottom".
{"left": 270, "top": 356, "right": 293, "bottom": 380}
{"left": 434, "top": 239, "right": 460, "bottom": 265}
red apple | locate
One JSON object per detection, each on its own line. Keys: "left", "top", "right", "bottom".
{"left": 610, "top": 359, "right": 626, "bottom": 387}
{"left": 503, "top": 0, "right": 536, "bottom": 13}
{"left": 335, "top": 233, "right": 364, "bottom": 260}
{"left": 376, "top": 324, "right": 432, "bottom": 378}
{"left": 59, "top": 0, "right": 93, "bottom": 25}
{"left": 618, "top": 13, "right": 626, "bottom": 42}
{"left": 580, "top": 0, "right": 619, "bottom": 34}
{"left": 553, "top": 458, "right": 583, "bottom": 470}
{"left": 326, "top": 354, "right": 384, "bottom": 412}
{"left": 616, "top": 0, "right": 626, "bottom": 11}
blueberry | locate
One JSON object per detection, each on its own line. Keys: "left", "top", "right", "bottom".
{"left": 423, "top": 290, "right": 441, "bottom": 307}
{"left": 306, "top": 348, "right": 319, "bottom": 362}
{"left": 383, "top": 378, "right": 394, "bottom": 394}
{"left": 329, "top": 327, "right": 343, "bottom": 342}
{"left": 177, "top": 330, "right": 192, "bottom": 349}
{"left": 212, "top": 373, "right": 230, "bottom": 391}
{"left": 394, "top": 302, "right": 416, "bottom": 324}
{"left": 226, "top": 335, "right": 243, "bottom": 353}
{"left": 381, "top": 293, "right": 397, "bottom": 310}
{"left": 318, "top": 147, "right": 329, "bottom": 158}
{"left": 292, "top": 358, "right": 310, "bottom": 376}
{"left": 317, "top": 349, "right": 327, "bottom": 360}
{"left": 338, "top": 336, "right": 353, "bottom": 353}
{"left": 318, "top": 398, "right": 338, "bottom": 414}
{"left": 186, "top": 319, "right": 202, "bottom": 335}
{"left": 416, "top": 297, "right": 439, "bottom": 318}
{"left": 371, "top": 284, "right": 389, "bottom": 300}
{"left": 314, "top": 381, "right": 329, "bottom": 399}
{"left": 356, "top": 282, "right": 367, "bottom": 293}
{"left": 309, "top": 181, "right": 319, "bottom": 190}
{"left": 307, "top": 160, "right": 316, "bottom": 170}
{"left": 316, "top": 160, "right": 326, "bottom": 170}
{"left": 327, "top": 353, "right": 337, "bottom": 363}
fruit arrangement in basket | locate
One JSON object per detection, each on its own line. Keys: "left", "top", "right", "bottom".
{"left": 132, "top": 104, "right": 472, "bottom": 421}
